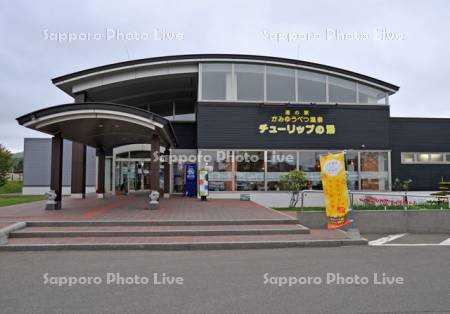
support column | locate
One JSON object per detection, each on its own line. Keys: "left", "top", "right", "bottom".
{"left": 97, "top": 149, "right": 105, "bottom": 199}
{"left": 71, "top": 91, "right": 87, "bottom": 198}
{"left": 163, "top": 148, "right": 170, "bottom": 198}
{"left": 48, "top": 134, "right": 63, "bottom": 210}
{"left": 71, "top": 142, "right": 86, "bottom": 198}
{"left": 150, "top": 134, "right": 160, "bottom": 192}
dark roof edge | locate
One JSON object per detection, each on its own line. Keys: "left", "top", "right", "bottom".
{"left": 51, "top": 54, "right": 399, "bottom": 92}
{"left": 16, "top": 102, "right": 177, "bottom": 145}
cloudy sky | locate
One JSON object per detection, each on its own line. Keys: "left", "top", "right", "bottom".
{"left": 1, "top": 0, "right": 449, "bottom": 152}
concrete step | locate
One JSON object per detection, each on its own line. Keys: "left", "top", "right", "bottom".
{"left": 0, "top": 220, "right": 368, "bottom": 251}
{"left": 25, "top": 219, "right": 300, "bottom": 227}
{"left": 10, "top": 224, "right": 310, "bottom": 238}
{"left": 16, "top": 224, "right": 306, "bottom": 232}
{"left": 0, "top": 230, "right": 367, "bottom": 251}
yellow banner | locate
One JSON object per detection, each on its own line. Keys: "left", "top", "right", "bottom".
{"left": 319, "top": 152, "right": 351, "bottom": 229}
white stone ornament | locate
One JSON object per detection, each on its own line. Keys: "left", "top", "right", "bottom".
{"left": 148, "top": 190, "right": 160, "bottom": 210}
{"left": 45, "top": 190, "right": 57, "bottom": 202}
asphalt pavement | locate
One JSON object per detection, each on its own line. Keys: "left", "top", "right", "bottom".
{"left": 1, "top": 244, "right": 450, "bottom": 314}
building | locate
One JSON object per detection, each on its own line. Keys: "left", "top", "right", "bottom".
{"left": 17, "top": 54, "right": 450, "bottom": 208}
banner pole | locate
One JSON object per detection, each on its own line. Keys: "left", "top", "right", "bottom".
{"left": 344, "top": 150, "right": 357, "bottom": 230}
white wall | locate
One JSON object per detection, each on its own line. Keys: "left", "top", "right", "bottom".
{"left": 22, "top": 186, "right": 96, "bottom": 196}
{"left": 208, "top": 191, "right": 440, "bottom": 208}
{"left": 208, "top": 191, "right": 325, "bottom": 208}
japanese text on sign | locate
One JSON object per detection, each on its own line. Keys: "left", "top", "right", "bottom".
{"left": 258, "top": 109, "right": 336, "bottom": 136}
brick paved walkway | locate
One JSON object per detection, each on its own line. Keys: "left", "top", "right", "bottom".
{"left": 0, "top": 193, "right": 363, "bottom": 249}
{"left": 0, "top": 192, "right": 293, "bottom": 222}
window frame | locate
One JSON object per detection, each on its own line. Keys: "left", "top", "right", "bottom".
{"left": 198, "top": 149, "right": 392, "bottom": 192}
{"left": 401, "top": 152, "right": 450, "bottom": 164}
{"left": 198, "top": 62, "right": 390, "bottom": 105}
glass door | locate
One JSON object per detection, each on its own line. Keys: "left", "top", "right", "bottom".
{"left": 115, "top": 160, "right": 129, "bottom": 193}
{"left": 116, "top": 158, "right": 152, "bottom": 192}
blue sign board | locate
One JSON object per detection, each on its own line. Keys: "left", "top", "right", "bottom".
{"left": 184, "top": 163, "right": 197, "bottom": 197}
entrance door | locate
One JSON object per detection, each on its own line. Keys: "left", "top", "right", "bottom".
{"left": 130, "top": 160, "right": 151, "bottom": 190}
{"left": 115, "top": 159, "right": 151, "bottom": 192}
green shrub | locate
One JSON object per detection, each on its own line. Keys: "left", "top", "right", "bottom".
{"left": 279, "top": 169, "right": 308, "bottom": 208}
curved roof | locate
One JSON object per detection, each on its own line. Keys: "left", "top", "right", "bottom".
{"left": 52, "top": 54, "right": 399, "bottom": 94}
{"left": 17, "top": 102, "right": 177, "bottom": 152}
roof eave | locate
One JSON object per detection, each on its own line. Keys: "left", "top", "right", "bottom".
{"left": 51, "top": 54, "right": 399, "bottom": 95}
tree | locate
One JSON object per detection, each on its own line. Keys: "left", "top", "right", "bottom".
{"left": 392, "top": 178, "right": 412, "bottom": 191}
{"left": 431, "top": 176, "right": 450, "bottom": 197}
{"left": 392, "top": 177, "right": 413, "bottom": 205}
{"left": 13, "top": 158, "right": 23, "bottom": 173}
{"left": 280, "top": 169, "right": 309, "bottom": 208}
{"left": 0, "top": 144, "right": 13, "bottom": 187}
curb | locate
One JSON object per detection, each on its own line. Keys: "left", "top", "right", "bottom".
{"left": 0, "top": 222, "right": 27, "bottom": 244}
{"left": 0, "top": 239, "right": 368, "bottom": 251}
{"left": 10, "top": 227, "right": 310, "bottom": 238}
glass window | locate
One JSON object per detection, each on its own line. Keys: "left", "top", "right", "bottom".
{"left": 235, "top": 151, "right": 265, "bottom": 191}
{"left": 267, "top": 151, "right": 296, "bottom": 172}
{"left": 129, "top": 151, "right": 151, "bottom": 159}
{"left": 329, "top": 76, "right": 357, "bottom": 103}
{"left": 360, "top": 152, "right": 389, "bottom": 191}
{"left": 267, "top": 151, "right": 297, "bottom": 191}
{"left": 172, "top": 162, "right": 185, "bottom": 193}
{"left": 201, "top": 63, "right": 233, "bottom": 100}
{"left": 430, "top": 153, "right": 444, "bottom": 162}
{"left": 298, "top": 152, "right": 320, "bottom": 189}
{"left": 345, "top": 151, "right": 359, "bottom": 172}
{"left": 358, "top": 84, "right": 386, "bottom": 104}
{"left": 235, "top": 64, "right": 264, "bottom": 101}
{"left": 345, "top": 151, "right": 360, "bottom": 191}
{"left": 417, "top": 153, "right": 429, "bottom": 162}
{"left": 402, "top": 152, "right": 448, "bottom": 164}
{"left": 401, "top": 153, "right": 414, "bottom": 163}
{"left": 116, "top": 152, "right": 129, "bottom": 159}
{"left": 266, "top": 66, "right": 295, "bottom": 102}
{"left": 200, "top": 150, "right": 234, "bottom": 191}
{"left": 297, "top": 70, "right": 326, "bottom": 103}
{"left": 298, "top": 152, "right": 318, "bottom": 172}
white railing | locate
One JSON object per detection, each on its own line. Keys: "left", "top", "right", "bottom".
{"left": 299, "top": 190, "right": 450, "bottom": 211}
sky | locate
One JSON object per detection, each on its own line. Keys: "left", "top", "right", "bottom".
{"left": 1, "top": 0, "right": 449, "bottom": 152}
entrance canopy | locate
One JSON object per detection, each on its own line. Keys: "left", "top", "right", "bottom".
{"left": 16, "top": 102, "right": 177, "bottom": 154}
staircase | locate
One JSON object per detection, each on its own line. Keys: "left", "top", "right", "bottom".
{"left": 0, "top": 219, "right": 367, "bottom": 250}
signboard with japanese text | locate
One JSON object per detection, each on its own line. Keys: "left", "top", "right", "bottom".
{"left": 197, "top": 103, "right": 390, "bottom": 149}
{"left": 319, "top": 152, "right": 351, "bottom": 229}
{"left": 258, "top": 109, "right": 336, "bottom": 136}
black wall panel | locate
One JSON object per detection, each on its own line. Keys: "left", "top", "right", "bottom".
{"left": 390, "top": 118, "right": 450, "bottom": 190}
{"left": 197, "top": 103, "right": 390, "bottom": 150}
{"left": 172, "top": 122, "right": 197, "bottom": 149}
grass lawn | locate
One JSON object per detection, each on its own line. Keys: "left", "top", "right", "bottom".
{"left": 0, "top": 195, "right": 46, "bottom": 207}
{"left": 0, "top": 181, "right": 23, "bottom": 194}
